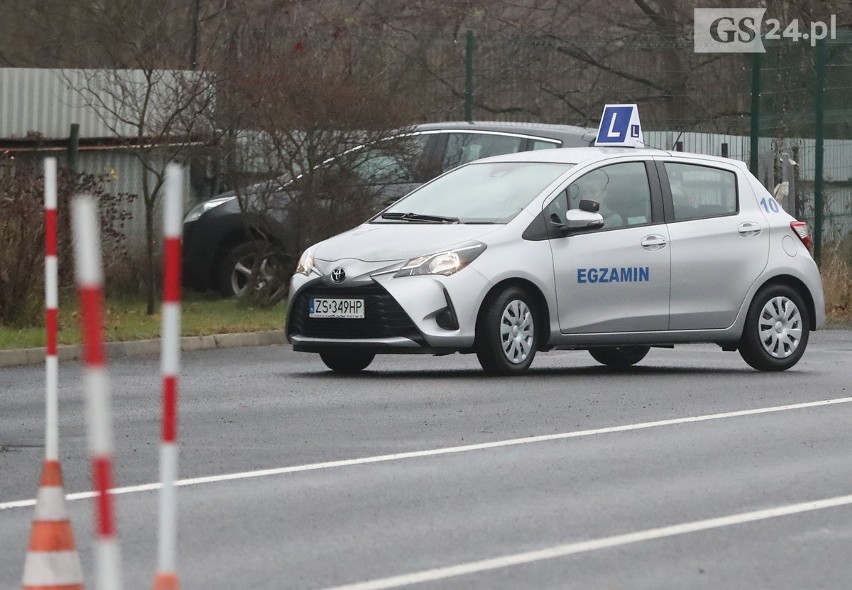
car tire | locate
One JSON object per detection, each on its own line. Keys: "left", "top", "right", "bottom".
{"left": 739, "top": 284, "right": 809, "bottom": 371}
{"left": 476, "top": 286, "right": 539, "bottom": 376}
{"left": 319, "top": 352, "right": 375, "bottom": 373}
{"left": 216, "top": 242, "right": 285, "bottom": 298}
{"left": 588, "top": 346, "right": 650, "bottom": 368}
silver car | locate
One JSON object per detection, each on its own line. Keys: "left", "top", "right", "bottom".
{"left": 286, "top": 147, "right": 825, "bottom": 375}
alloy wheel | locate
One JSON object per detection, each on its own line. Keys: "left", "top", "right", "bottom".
{"left": 500, "top": 299, "right": 534, "bottom": 364}
{"left": 758, "top": 295, "right": 803, "bottom": 359}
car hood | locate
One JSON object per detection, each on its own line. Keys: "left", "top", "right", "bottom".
{"left": 313, "top": 223, "right": 501, "bottom": 263}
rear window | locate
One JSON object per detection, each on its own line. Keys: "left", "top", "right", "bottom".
{"left": 442, "top": 133, "right": 525, "bottom": 171}
{"left": 665, "top": 162, "right": 738, "bottom": 221}
{"left": 530, "top": 139, "right": 561, "bottom": 150}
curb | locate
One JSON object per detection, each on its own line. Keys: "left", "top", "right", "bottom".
{"left": 0, "top": 330, "right": 287, "bottom": 368}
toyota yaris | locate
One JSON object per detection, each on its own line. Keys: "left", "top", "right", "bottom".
{"left": 286, "top": 147, "right": 825, "bottom": 375}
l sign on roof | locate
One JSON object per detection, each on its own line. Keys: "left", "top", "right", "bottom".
{"left": 594, "top": 104, "right": 645, "bottom": 148}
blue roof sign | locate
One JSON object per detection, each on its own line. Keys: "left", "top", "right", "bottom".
{"left": 594, "top": 104, "right": 645, "bottom": 148}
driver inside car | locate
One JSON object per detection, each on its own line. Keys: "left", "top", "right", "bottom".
{"left": 569, "top": 170, "right": 623, "bottom": 228}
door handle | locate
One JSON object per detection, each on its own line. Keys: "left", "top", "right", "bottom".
{"left": 640, "top": 234, "right": 667, "bottom": 250}
{"left": 738, "top": 222, "right": 763, "bottom": 237}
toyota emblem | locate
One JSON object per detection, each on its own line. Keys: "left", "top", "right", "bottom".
{"left": 331, "top": 268, "right": 346, "bottom": 283}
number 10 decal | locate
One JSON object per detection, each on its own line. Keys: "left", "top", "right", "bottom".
{"left": 759, "top": 197, "right": 780, "bottom": 213}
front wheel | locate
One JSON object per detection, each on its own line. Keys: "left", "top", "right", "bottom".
{"left": 476, "top": 286, "right": 539, "bottom": 376}
{"left": 739, "top": 284, "right": 809, "bottom": 371}
{"left": 588, "top": 346, "right": 650, "bottom": 368}
{"left": 320, "top": 352, "right": 375, "bottom": 374}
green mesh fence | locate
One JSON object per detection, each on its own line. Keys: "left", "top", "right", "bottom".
{"left": 755, "top": 33, "right": 852, "bottom": 259}
{"left": 398, "top": 29, "right": 852, "bottom": 255}
{"left": 238, "top": 29, "right": 852, "bottom": 255}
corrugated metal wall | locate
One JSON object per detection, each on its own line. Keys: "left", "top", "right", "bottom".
{"left": 0, "top": 68, "right": 198, "bottom": 139}
{"left": 1, "top": 68, "right": 197, "bottom": 249}
{"left": 2, "top": 68, "right": 847, "bottom": 243}
{"left": 78, "top": 151, "right": 174, "bottom": 251}
{"left": 3, "top": 69, "right": 120, "bottom": 138}
{"left": 57, "top": 150, "right": 190, "bottom": 251}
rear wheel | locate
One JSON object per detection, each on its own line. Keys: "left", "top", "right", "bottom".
{"left": 739, "top": 284, "right": 809, "bottom": 371}
{"left": 319, "top": 352, "right": 375, "bottom": 374}
{"left": 476, "top": 286, "right": 539, "bottom": 376}
{"left": 588, "top": 346, "right": 650, "bottom": 368}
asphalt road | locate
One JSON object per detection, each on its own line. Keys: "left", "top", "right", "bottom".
{"left": 2, "top": 331, "right": 851, "bottom": 589}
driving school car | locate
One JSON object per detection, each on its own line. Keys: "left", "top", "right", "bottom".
{"left": 285, "top": 147, "right": 825, "bottom": 375}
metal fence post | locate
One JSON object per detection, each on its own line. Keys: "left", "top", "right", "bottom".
{"left": 749, "top": 51, "right": 761, "bottom": 176}
{"left": 464, "top": 30, "right": 474, "bottom": 122}
{"left": 814, "top": 37, "right": 826, "bottom": 264}
{"left": 67, "top": 123, "right": 80, "bottom": 172}
{"left": 792, "top": 146, "right": 803, "bottom": 220}
{"left": 780, "top": 151, "right": 797, "bottom": 213}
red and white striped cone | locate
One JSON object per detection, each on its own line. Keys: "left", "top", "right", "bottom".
{"left": 72, "top": 195, "right": 123, "bottom": 590}
{"left": 21, "top": 158, "right": 86, "bottom": 590}
{"left": 21, "top": 461, "right": 85, "bottom": 590}
{"left": 153, "top": 163, "right": 183, "bottom": 590}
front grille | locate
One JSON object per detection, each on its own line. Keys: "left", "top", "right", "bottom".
{"left": 289, "top": 283, "right": 420, "bottom": 340}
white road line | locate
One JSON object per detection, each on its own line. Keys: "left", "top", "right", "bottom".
{"left": 319, "top": 493, "right": 852, "bottom": 590}
{"left": 2, "top": 395, "right": 851, "bottom": 511}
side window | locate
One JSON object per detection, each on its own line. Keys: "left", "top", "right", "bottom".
{"left": 351, "top": 134, "right": 430, "bottom": 184}
{"left": 665, "top": 162, "right": 738, "bottom": 221}
{"left": 352, "top": 152, "right": 407, "bottom": 183}
{"left": 543, "top": 189, "right": 570, "bottom": 226}
{"left": 442, "top": 133, "right": 524, "bottom": 171}
{"left": 530, "top": 139, "right": 561, "bottom": 151}
{"left": 565, "top": 162, "right": 652, "bottom": 229}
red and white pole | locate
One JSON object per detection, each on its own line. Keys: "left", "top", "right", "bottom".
{"left": 72, "top": 195, "right": 123, "bottom": 590}
{"left": 154, "top": 164, "right": 183, "bottom": 590}
{"left": 21, "top": 157, "right": 86, "bottom": 590}
{"left": 44, "top": 158, "right": 59, "bottom": 463}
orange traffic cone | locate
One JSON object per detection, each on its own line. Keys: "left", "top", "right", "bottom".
{"left": 152, "top": 572, "right": 180, "bottom": 590}
{"left": 21, "top": 460, "right": 85, "bottom": 590}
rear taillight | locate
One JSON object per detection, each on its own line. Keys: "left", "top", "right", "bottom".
{"left": 790, "top": 221, "right": 812, "bottom": 250}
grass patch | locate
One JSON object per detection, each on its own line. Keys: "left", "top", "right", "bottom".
{"left": 0, "top": 294, "right": 286, "bottom": 350}
{"left": 821, "top": 239, "right": 852, "bottom": 322}
{"left": 1, "top": 251, "right": 850, "bottom": 351}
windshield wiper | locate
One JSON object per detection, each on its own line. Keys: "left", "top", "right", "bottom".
{"left": 381, "top": 212, "right": 460, "bottom": 223}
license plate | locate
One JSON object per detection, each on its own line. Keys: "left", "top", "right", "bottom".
{"left": 309, "top": 298, "right": 365, "bottom": 319}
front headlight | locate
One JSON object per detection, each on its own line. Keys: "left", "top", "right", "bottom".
{"left": 294, "top": 248, "right": 316, "bottom": 276}
{"left": 183, "top": 196, "right": 234, "bottom": 223}
{"left": 394, "top": 242, "right": 486, "bottom": 278}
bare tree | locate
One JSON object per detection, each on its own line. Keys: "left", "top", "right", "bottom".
{"left": 208, "top": 2, "right": 421, "bottom": 304}
{"left": 60, "top": 0, "right": 225, "bottom": 313}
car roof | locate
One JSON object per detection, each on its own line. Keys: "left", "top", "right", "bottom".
{"left": 412, "top": 121, "right": 597, "bottom": 145}
{"left": 476, "top": 146, "right": 751, "bottom": 169}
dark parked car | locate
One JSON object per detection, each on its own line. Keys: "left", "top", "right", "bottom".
{"left": 182, "top": 121, "right": 595, "bottom": 297}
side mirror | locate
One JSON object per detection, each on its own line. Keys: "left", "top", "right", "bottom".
{"left": 556, "top": 209, "right": 604, "bottom": 235}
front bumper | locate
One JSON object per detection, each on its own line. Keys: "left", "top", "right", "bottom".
{"left": 286, "top": 262, "right": 491, "bottom": 353}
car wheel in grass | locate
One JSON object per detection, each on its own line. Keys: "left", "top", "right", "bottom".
{"left": 216, "top": 242, "right": 286, "bottom": 298}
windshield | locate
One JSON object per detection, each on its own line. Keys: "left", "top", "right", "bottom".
{"left": 377, "top": 161, "right": 575, "bottom": 223}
